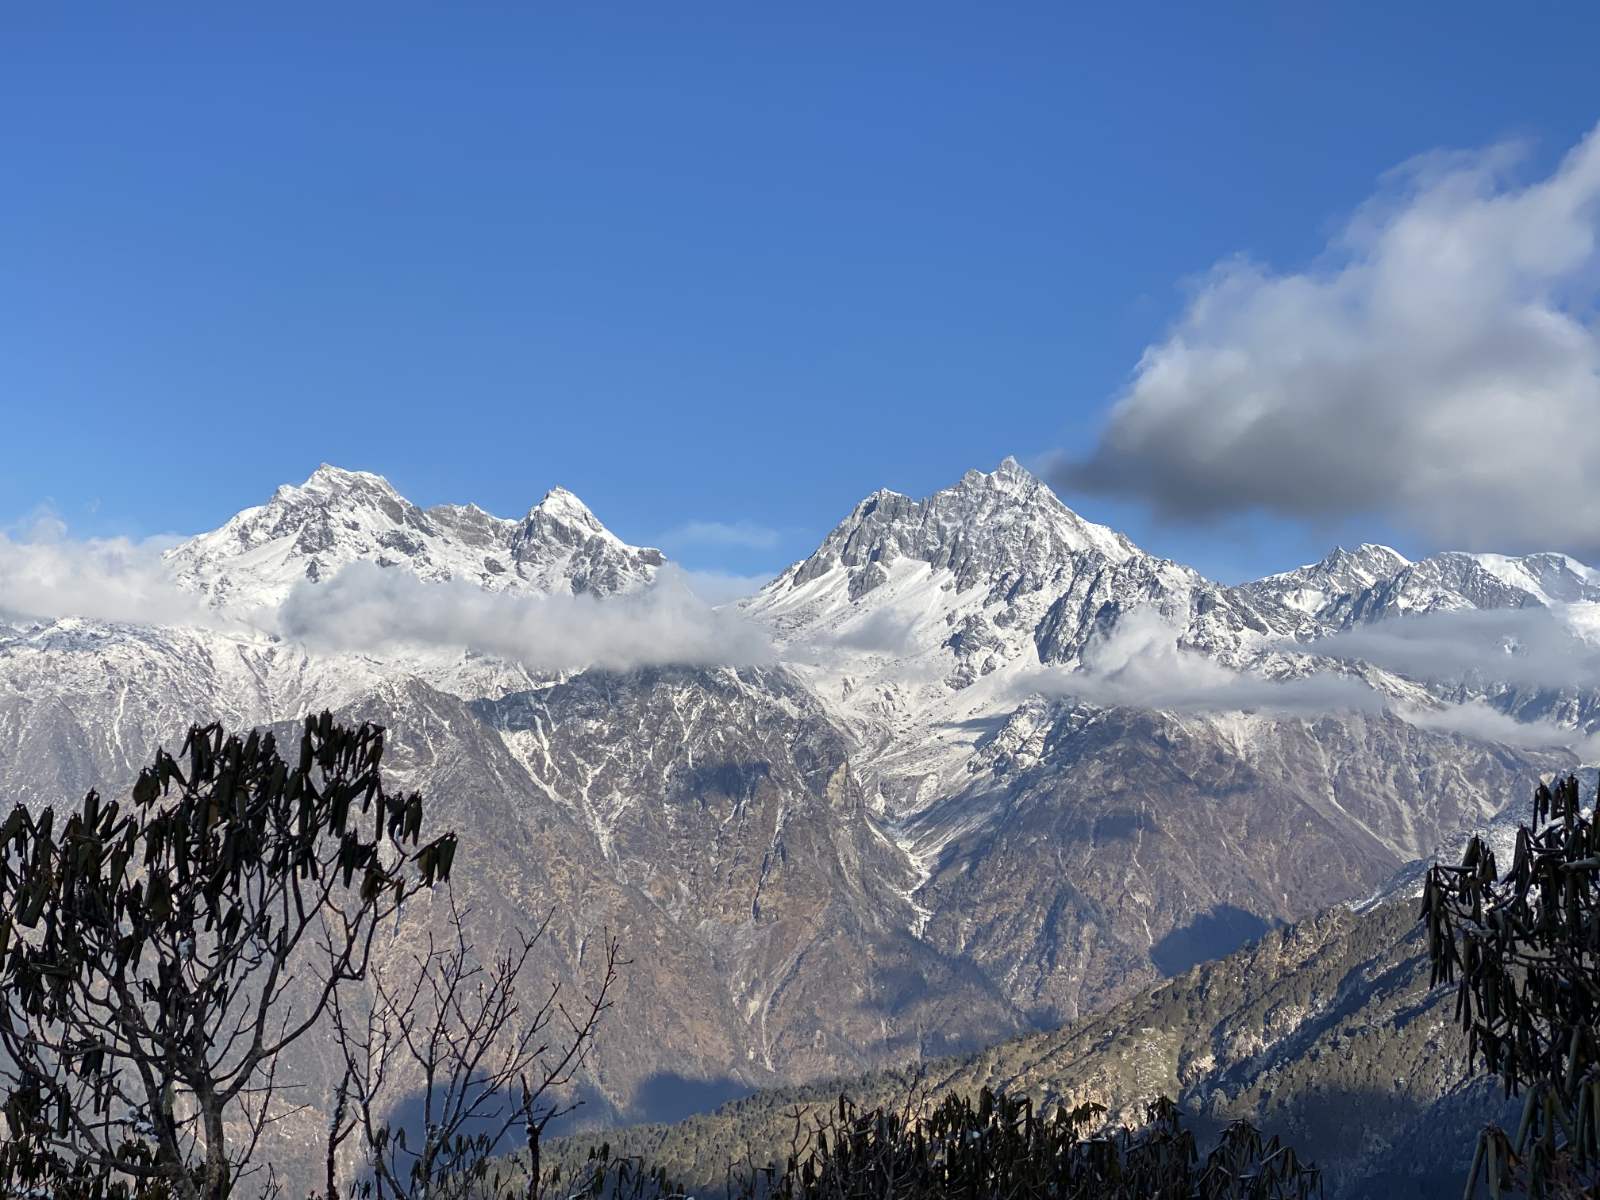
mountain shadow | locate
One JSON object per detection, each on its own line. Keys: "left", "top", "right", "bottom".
{"left": 381, "top": 1078, "right": 620, "bottom": 1163}
{"left": 1150, "top": 904, "right": 1274, "bottom": 976}
{"left": 631, "top": 1073, "right": 753, "bottom": 1125}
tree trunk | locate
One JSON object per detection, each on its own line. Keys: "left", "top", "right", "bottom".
{"left": 201, "top": 1091, "right": 230, "bottom": 1200}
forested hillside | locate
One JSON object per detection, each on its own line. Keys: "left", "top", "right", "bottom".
{"left": 537, "top": 897, "right": 1508, "bottom": 1200}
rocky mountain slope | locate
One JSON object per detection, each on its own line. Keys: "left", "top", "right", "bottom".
{"left": 0, "top": 458, "right": 1594, "bottom": 1150}
{"left": 744, "top": 458, "right": 1588, "bottom": 1018}
{"left": 539, "top": 895, "right": 1512, "bottom": 1200}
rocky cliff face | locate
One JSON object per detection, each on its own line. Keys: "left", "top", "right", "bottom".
{"left": 905, "top": 705, "right": 1560, "bottom": 1023}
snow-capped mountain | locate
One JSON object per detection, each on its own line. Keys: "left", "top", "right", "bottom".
{"left": 1245, "top": 543, "right": 1416, "bottom": 622}
{"left": 166, "top": 464, "right": 664, "bottom": 611}
{"left": 1247, "top": 542, "right": 1600, "bottom": 629}
{"left": 739, "top": 459, "right": 1593, "bottom": 1018}
{"left": 746, "top": 458, "right": 1308, "bottom": 810}
{"left": 2, "top": 456, "right": 1595, "bottom": 1174}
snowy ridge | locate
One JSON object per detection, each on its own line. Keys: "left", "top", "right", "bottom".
{"left": 165, "top": 464, "right": 664, "bottom": 612}
{"left": 1247, "top": 545, "right": 1600, "bottom": 629}
{"left": 11, "top": 461, "right": 1600, "bottom": 905}
{"left": 1, "top": 465, "right": 675, "bottom": 801}
{"left": 741, "top": 458, "right": 1600, "bottom": 833}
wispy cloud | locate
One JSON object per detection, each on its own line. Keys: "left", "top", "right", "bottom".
{"left": 826, "top": 609, "right": 920, "bottom": 655}
{"left": 0, "top": 511, "right": 219, "bottom": 629}
{"left": 784, "top": 610, "right": 921, "bottom": 661}
{"left": 1020, "top": 608, "right": 1383, "bottom": 716}
{"left": 278, "top": 562, "right": 774, "bottom": 672}
{"left": 1296, "top": 607, "right": 1600, "bottom": 690}
{"left": 661, "top": 520, "right": 781, "bottom": 551}
{"left": 1018, "top": 607, "right": 1598, "bottom": 759}
{"left": 1396, "top": 699, "right": 1600, "bottom": 757}
{"left": 0, "top": 506, "right": 774, "bottom": 671}
{"left": 1056, "top": 123, "right": 1600, "bottom": 558}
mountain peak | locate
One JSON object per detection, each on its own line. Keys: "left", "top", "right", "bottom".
{"left": 167, "top": 472, "right": 663, "bottom": 610}
{"left": 1256, "top": 542, "right": 1409, "bottom": 588}
{"left": 304, "top": 462, "right": 389, "bottom": 487}
{"left": 1320, "top": 542, "right": 1411, "bottom": 573}
{"left": 954, "top": 456, "right": 1041, "bottom": 496}
{"left": 529, "top": 485, "right": 603, "bottom": 531}
{"left": 993, "top": 454, "right": 1033, "bottom": 483}
{"left": 509, "top": 486, "right": 664, "bottom": 592}
{"left": 288, "top": 464, "right": 401, "bottom": 504}
{"left": 777, "top": 460, "right": 1139, "bottom": 604}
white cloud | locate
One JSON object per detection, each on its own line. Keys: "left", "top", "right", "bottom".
{"left": 661, "top": 520, "right": 781, "bottom": 551}
{"left": 0, "top": 512, "right": 219, "bottom": 629}
{"left": 1396, "top": 700, "right": 1600, "bottom": 760}
{"left": 278, "top": 562, "right": 774, "bottom": 672}
{"left": 1059, "top": 123, "right": 1600, "bottom": 557}
{"left": 0, "top": 510, "right": 774, "bottom": 672}
{"left": 1021, "top": 608, "right": 1384, "bottom": 715}
{"left": 1016, "top": 607, "right": 1600, "bottom": 763}
{"left": 1297, "top": 607, "right": 1600, "bottom": 690}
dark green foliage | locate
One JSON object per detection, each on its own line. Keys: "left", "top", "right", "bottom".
{"left": 543, "top": 1090, "right": 1319, "bottom": 1200}
{"left": 0, "top": 715, "right": 456, "bottom": 1200}
{"left": 1423, "top": 774, "right": 1600, "bottom": 1198}
{"left": 758, "top": 1090, "right": 1319, "bottom": 1200}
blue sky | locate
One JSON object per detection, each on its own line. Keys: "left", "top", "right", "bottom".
{"left": 5, "top": 4, "right": 1600, "bottom": 583}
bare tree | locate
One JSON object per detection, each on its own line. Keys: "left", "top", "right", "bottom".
{"left": 0, "top": 715, "right": 457, "bottom": 1200}
{"left": 320, "top": 888, "right": 620, "bottom": 1200}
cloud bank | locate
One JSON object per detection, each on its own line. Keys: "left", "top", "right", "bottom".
{"left": 0, "top": 517, "right": 774, "bottom": 672}
{"left": 278, "top": 562, "right": 774, "bottom": 672}
{"left": 1025, "top": 608, "right": 1383, "bottom": 716}
{"left": 0, "top": 515, "right": 219, "bottom": 629}
{"left": 1025, "top": 608, "right": 1599, "bottom": 760}
{"left": 1058, "top": 123, "right": 1600, "bottom": 557}
{"left": 1301, "top": 606, "right": 1600, "bottom": 690}
{"left": 1396, "top": 699, "right": 1600, "bottom": 757}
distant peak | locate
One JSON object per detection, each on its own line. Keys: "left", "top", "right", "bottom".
{"left": 954, "top": 457, "right": 1043, "bottom": 494}
{"left": 1259, "top": 541, "right": 1411, "bottom": 587}
{"left": 295, "top": 464, "right": 399, "bottom": 498}
{"left": 786, "top": 458, "right": 1140, "bottom": 592}
{"left": 1322, "top": 543, "right": 1410, "bottom": 568}
{"left": 994, "top": 455, "right": 1033, "bottom": 482}
{"left": 530, "top": 486, "right": 600, "bottom": 527}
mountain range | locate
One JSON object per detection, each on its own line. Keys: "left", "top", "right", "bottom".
{"left": 2, "top": 458, "right": 1595, "bottom": 1186}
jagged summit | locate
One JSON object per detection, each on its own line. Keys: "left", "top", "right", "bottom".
{"left": 509, "top": 485, "right": 664, "bottom": 593}
{"left": 518, "top": 485, "right": 624, "bottom": 545}
{"left": 745, "top": 461, "right": 1226, "bottom": 787}
{"left": 1248, "top": 544, "right": 1413, "bottom": 619}
{"left": 1315, "top": 543, "right": 1412, "bottom": 574}
{"left": 779, "top": 458, "right": 1139, "bottom": 603}
{"left": 967, "top": 454, "right": 1035, "bottom": 491}
{"left": 1246, "top": 540, "right": 1600, "bottom": 627}
{"left": 531, "top": 485, "right": 599, "bottom": 523}
{"left": 297, "top": 462, "right": 397, "bottom": 494}
{"left": 164, "top": 466, "right": 661, "bottom": 610}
